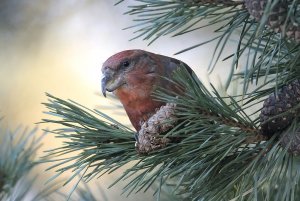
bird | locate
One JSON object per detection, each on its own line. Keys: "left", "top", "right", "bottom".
{"left": 101, "top": 49, "right": 193, "bottom": 132}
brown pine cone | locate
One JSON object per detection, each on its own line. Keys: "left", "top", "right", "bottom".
{"left": 136, "top": 103, "right": 177, "bottom": 154}
{"left": 260, "top": 80, "right": 300, "bottom": 137}
{"left": 244, "top": 0, "right": 300, "bottom": 42}
{"left": 280, "top": 128, "right": 300, "bottom": 155}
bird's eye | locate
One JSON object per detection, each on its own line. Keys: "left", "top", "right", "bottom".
{"left": 123, "top": 61, "right": 130, "bottom": 67}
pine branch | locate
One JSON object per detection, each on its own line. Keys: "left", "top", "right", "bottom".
{"left": 40, "top": 67, "right": 300, "bottom": 200}
{"left": 0, "top": 122, "right": 121, "bottom": 201}
{"left": 41, "top": 94, "right": 138, "bottom": 184}
{"left": 120, "top": 0, "right": 300, "bottom": 98}
{"left": 0, "top": 127, "right": 40, "bottom": 199}
{"left": 233, "top": 28, "right": 300, "bottom": 98}
{"left": 0, "top": 125, "right": 61, "bottom": 201}
{"left": 122, "top": 0, "right": 244, "bottom": 45}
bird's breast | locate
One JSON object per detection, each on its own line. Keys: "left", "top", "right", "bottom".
{"left": 114, "top": 88, "right": 164, "bottom": 131}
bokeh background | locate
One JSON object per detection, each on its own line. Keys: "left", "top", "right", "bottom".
{"left": 0, "top": 1, "right": 237, "bottom": 200}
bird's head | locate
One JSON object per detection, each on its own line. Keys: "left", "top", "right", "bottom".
{"left": 101, "top": 49, "right": 158, "bottom": 97}
{"left": 101, "top": 49, "right": 192, "bottom": 131}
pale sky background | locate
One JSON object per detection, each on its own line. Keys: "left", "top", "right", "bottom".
{"left": 0, "top": 1, "right": 238, "bottom": 200}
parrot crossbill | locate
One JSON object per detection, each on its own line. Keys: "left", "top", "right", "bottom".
{"left": 101, "top": 49, "right": 193, "bottom": 132}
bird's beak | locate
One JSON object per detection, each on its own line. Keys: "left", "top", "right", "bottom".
{"left": 101, "top": 69, "right": 125, "bottom": 97}
{"left": 101, "top": 76, "right": 108, "bottom": 97}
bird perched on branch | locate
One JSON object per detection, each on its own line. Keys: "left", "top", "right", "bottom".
{"left": 101, "top": 49, "right": 193, "bottom": 132}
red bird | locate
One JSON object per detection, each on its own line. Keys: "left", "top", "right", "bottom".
{"left": 101, "top": 49, "right": 193, "bottom": 131}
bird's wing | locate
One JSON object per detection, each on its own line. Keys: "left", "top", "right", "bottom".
{"left": 169, "top": 57, "right": 194, "bottom": 76}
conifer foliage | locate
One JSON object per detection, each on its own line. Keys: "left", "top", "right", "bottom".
{"left": 41, "top": 0, "right": 300, "bottom": 200}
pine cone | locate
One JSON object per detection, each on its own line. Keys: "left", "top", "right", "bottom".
{"left": 280, "top": 128, "right": 300, "bottom": 155}
{"left": 244, "top": 0, "right": 300, "bottom": 42}
{"left": 260, "top": 80, "right": 300, "bottom": 137}
{"left": 136, "top": 103, "right": 177, "bottom": 154}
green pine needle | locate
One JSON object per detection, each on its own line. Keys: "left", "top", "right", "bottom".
{"left": 0, "top": 125, "right": 63, "bottom": 200}
{"left": 119, "top": 0, "right": 300, "bottom": 99}
{"left": 40, "top": 67, "right": 300, "bottom": 200}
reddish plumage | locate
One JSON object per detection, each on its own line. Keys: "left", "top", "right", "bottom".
{"left": 101, "top": 49, "right": 193, "bottom": 131}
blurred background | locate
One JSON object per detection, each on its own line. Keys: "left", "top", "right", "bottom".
{"left": 0, "top": 0, "right": 237, "bottom": 200}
